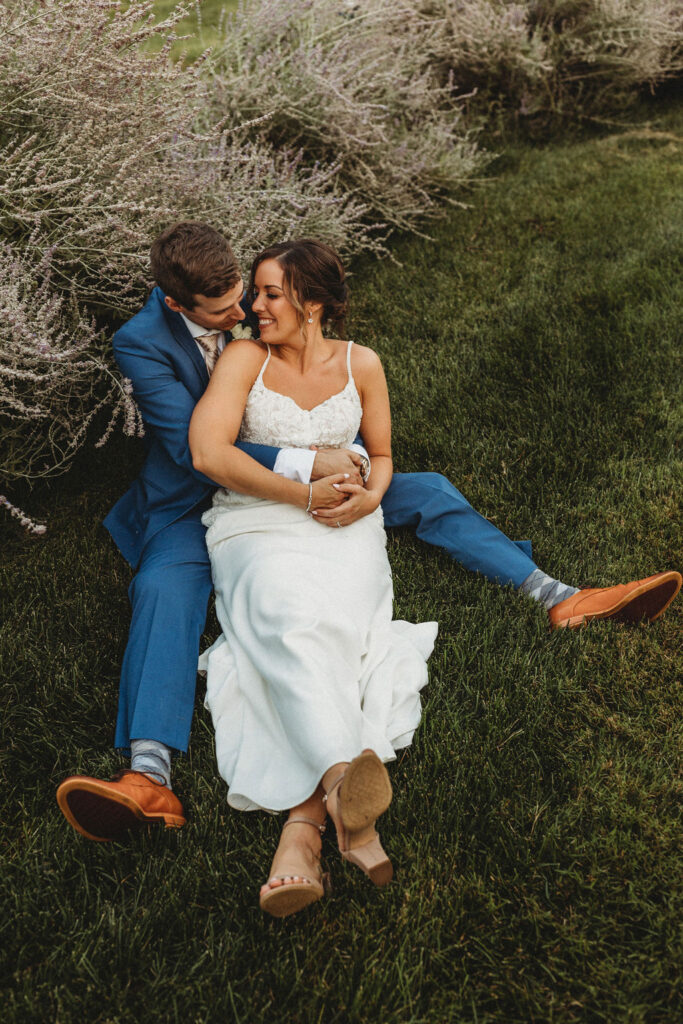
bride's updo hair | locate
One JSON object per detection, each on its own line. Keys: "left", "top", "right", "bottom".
{"left": 248, "top": 239, "right": 349, "bottom": 336}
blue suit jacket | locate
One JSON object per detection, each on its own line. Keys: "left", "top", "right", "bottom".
{"left": 103, "top": 287, "right": 278, "bottom": 568}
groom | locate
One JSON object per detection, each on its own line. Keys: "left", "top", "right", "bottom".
{"left": 56, "top": 222, "right": 681, "bottom": 842}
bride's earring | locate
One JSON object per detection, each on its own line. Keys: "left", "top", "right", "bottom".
{"left": 307, "top": 311, "right": 313, "bottom": 325}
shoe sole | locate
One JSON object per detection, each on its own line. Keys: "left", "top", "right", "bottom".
{"left": 56, "top": 779, "right": 186, "bottom": 842}
{"left": 259, "top": 881, "right": 324, "bottom": 918}
{"left": 339, "top": 751, "right": 393, "bottom": 833}
{"left": 554, "top": 572, "right": 681, "bottom": 630}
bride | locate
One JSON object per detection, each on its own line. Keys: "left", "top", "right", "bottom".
{"left": 189, "top": 239, "right": 437, "bottom": 917}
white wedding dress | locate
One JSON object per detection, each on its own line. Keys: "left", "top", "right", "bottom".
{"left": 199, "top": 342, "right": 438, "bottom": 812}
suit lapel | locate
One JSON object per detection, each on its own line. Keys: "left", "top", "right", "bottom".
{"left": 157, "top": 291, "right": 209, "bottom": 389}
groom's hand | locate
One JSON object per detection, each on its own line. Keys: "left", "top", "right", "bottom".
{"left": 310, "top": 447, "right": 363, "bottom": 485}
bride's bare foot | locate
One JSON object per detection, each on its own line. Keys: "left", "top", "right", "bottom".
{"left": 323, "top": 751, "right": 393, "bottom": 886}
{"left": 259, "top": 815, "right": 327, "bottom": 918}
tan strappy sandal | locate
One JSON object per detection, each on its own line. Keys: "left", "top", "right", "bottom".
{"left": 259, "top": 816, "right": 329, "bottom": 918}
{"left": 323, "top": 750, "right": 394, "bottom": 886}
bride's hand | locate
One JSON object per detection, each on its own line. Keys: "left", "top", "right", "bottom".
{"left": 311, "top": 482, "right": 380, "bottom": 527}
{"left": 309, "top": 474, "right": 353, "bottom": 510}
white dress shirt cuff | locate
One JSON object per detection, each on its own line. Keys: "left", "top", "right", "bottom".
{"left": 273, "top": 448, "right": 317, "bottom": 484}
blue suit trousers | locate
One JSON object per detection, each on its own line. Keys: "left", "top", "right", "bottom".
{"left": 114, "top": 472, "right": 537, "bottom": 753}
{"left": 114, "top": 511, "right": 213, "bottom": 754}
{"left": 382, "top": 473, "right": 535, "bottom": 586}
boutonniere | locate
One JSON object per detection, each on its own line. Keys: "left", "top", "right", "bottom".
{"left": 229, "top": 323, "right": 253, "bottom": 340}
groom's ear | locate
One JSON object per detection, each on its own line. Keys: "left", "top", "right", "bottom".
{"left": 164, "top": 295, "right": 186, "bottom": 315}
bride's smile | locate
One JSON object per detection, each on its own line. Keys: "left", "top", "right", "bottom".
{"left": 251, "top": 258, "right": 320, "bottom": 349}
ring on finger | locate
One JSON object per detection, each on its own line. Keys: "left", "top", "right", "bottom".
{"left": 336, "top": 521, "right": 343, "bottom": 528}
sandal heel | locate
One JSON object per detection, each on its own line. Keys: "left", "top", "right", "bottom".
{"left": 342, "top": 835, "right": 393, "bottom": 887}
{"left": 324, "top": 751, "right": 394, "bottom": 887}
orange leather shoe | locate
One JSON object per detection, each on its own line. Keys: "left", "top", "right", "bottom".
{"left": 56, "top": 771, "right": 186, "bottom": 842}
{"left": 548, "top": 571, "right": 682, "bottom": 630}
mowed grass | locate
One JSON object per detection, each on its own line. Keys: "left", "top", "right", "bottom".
{"left": 148, "top": 0, "right": 239, "bottom": 60}
{"left": 1, "top": 110, "right": 682, "bottom": 1023}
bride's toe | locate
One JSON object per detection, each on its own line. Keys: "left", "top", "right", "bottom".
{"left": 258, "top": 817, "right": 327, "bottom": 917}
{"left": 259, "top": 872, "right": 324, "bottom": 917}
{"left": 261, "top": 875, "right": 311, "bottom": 892}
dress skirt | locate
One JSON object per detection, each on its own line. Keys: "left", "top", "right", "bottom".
{"left": 199, "top": 498, "right": 437, "bottom": 812}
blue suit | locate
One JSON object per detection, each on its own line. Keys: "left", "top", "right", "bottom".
{"left": 106, "top": 288, "right": 536, "bottom": 753}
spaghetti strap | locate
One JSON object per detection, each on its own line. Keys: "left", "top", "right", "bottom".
{"left": 346, "top": 340, "right": 354, "bottom": 383}
{"left": 255, "top": 345, "right": 271, "bottom": 385}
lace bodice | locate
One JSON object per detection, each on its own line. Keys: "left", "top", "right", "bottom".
{"left": 239, "top": 341, "right": 361, "bottom": 449}
{"left": 207, "top": 341, "right": 362, "bottom": 512}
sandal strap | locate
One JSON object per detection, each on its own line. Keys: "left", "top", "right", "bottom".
{"left": 321, "top": 774, "right": 345, "bottom": 805}
{"left": 282, "top": 815, "right": 326, "bottom": 835}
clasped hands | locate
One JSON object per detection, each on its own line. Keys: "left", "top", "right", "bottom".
{"left": 307, "top": 446, "right": 378, "bottom": 528}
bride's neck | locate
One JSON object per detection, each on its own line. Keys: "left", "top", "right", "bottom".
{"left": 275, "top": 330, "right": 328, "bottom": 372}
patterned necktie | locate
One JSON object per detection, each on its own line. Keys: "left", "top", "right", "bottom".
{"left": 196, "top": 332, "right": 221, "bottom": 376}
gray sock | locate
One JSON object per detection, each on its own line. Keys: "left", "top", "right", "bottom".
{"left": 130, "top": 738, "right": 172, "bottom": 789}
{"left": 519, "top": 569, "right": 579, "bottom": 610}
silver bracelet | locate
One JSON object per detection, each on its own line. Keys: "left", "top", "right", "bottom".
{"left": 305, "top": 482, "right": 313, "bottom": 514}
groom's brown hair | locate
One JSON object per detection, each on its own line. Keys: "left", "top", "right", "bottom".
{"left": 150, "top": 222, "right": 241, "bottom": 310}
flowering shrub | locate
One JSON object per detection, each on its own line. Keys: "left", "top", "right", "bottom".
{"left": 209, "top": 0, "right": 486, "bottom": 235}
{"left": 0, "top": 0, "right": 371, "bottom": 319}
{"left": 428, "top": 1, "right": 683, "bottom": 122}
{"left": 0, "top": 0, "right": 376, "bottom": 519}
{"left": 0, "top": 242, "right": 142, "bottom": 491}
{"left": 425, "top": 2, "right": 553, "bottom": 111}
{"left": 533, "top": 0, "right": 683, "bottom": 115}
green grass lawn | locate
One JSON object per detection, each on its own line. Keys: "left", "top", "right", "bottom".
{"left": 1, "top": 105, "right": 681, "bottom": 1022}
{"left": 149, "top": 0, "right": 239, "bottom": 60}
